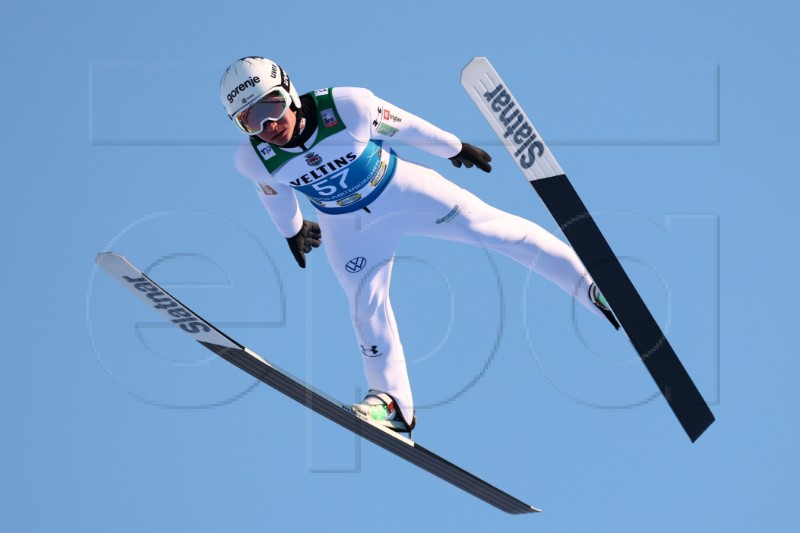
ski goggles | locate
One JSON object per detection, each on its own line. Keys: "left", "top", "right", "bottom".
{"left": 233, "top": 88, "right": 291, "bottom": 135}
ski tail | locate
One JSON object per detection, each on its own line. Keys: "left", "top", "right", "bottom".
{"left": 532, "top": 175, "right": 715, "bottom": 442}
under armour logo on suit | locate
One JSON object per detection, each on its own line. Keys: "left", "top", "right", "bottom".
{"left": 346, "top": 257, "right": 367, "bottom": 273}
{"left": 361, "top": 344, "right": 382, "bottom": 357}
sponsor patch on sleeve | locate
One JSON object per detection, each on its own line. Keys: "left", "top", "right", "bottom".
{"left": 314, "top": 88, "right": 330, "bottom": 96}
{"left": 373, "top": 106, "right": 403, "bottom": 136}
{"left": 258, "top": 181, "right": 278, "bottom": 195}
{"left": 376, "top": 122, "right": 399, "bottom": 136}
{"left": 435, "top": 205, "right": 460, "bottom": 224}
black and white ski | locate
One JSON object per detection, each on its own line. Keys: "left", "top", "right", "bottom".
{"left": 460, "top": 57, "right": 715, "bottom": 442}
{"left": 96, "top": 252, "right": 539, "bottom": 514}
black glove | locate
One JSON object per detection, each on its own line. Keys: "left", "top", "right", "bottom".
{"left": 449, "top": 143, "right": 492, "bottom": 173}
{"left": 286, "top": 220, "right": 321, "bottom": 269}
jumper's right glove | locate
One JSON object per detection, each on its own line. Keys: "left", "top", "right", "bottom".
{"left": 449, "top": 143, "right": 492, "bottom": 173}
{"left": 286, "top": 220, "right": 322, "bottom": 269}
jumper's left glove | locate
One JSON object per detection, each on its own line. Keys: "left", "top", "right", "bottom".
{"left": 449, "top": 143, "right": 492, "bottom": 173}
{"left": 286, "top": 220, "right": 322, "bottom": 269}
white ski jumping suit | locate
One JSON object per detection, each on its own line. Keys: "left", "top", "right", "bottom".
{"left": 234, "top": 86, "right": 603, "bottom": 424}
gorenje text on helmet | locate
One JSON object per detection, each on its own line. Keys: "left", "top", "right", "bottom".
{"left": 226, "top": 76, "right": 261, "bottom": 104}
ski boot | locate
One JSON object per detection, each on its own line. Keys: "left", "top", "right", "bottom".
{"left": 352, "top": 390, "right": 416, "bottom": 435}
{"left": 589, "top": 282, "right": 620, "bottom": 330}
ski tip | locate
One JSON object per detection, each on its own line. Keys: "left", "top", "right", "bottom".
{"left": 460, "top": 56, "right": 491, "bottom": 81}
{"left": 464, "top": 55, "right": 489, "bottom": 65}
{"left": 95, "top": 251, "right": 123, "bottom": 268}
{"left": 95, "top": 251, "right": 135, "bottom": 277}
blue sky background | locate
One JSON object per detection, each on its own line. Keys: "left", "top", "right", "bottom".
{"left": 2, "top": 1, "right": 797, "bottom": 531}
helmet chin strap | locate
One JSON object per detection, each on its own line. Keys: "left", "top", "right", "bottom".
{"left": 288, "top": 104, "right": 307, "bottom": 145}
{"left": 282, "top": 95, "right": 316, "bottom": 149}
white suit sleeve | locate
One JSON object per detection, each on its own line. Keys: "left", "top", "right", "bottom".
{"left": 333, "top": 87, "right": 462, "bottom": 159}
{"left": 233, "top": 142, "right": 304, "bottom": 238}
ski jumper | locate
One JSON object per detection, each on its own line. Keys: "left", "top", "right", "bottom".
{"left": 233, "top": 87, "right": 603, "bottom": 425}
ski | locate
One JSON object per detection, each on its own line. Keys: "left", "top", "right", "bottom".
{"left": 460, "top": 57, "right": 714, "bottom": 442}
{"left": 95, "top": 252, "right": 540, "bottom": 514}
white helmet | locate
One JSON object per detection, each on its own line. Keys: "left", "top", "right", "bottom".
{"left": 219, "top": 57, "right": 301, "bottom": 120}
